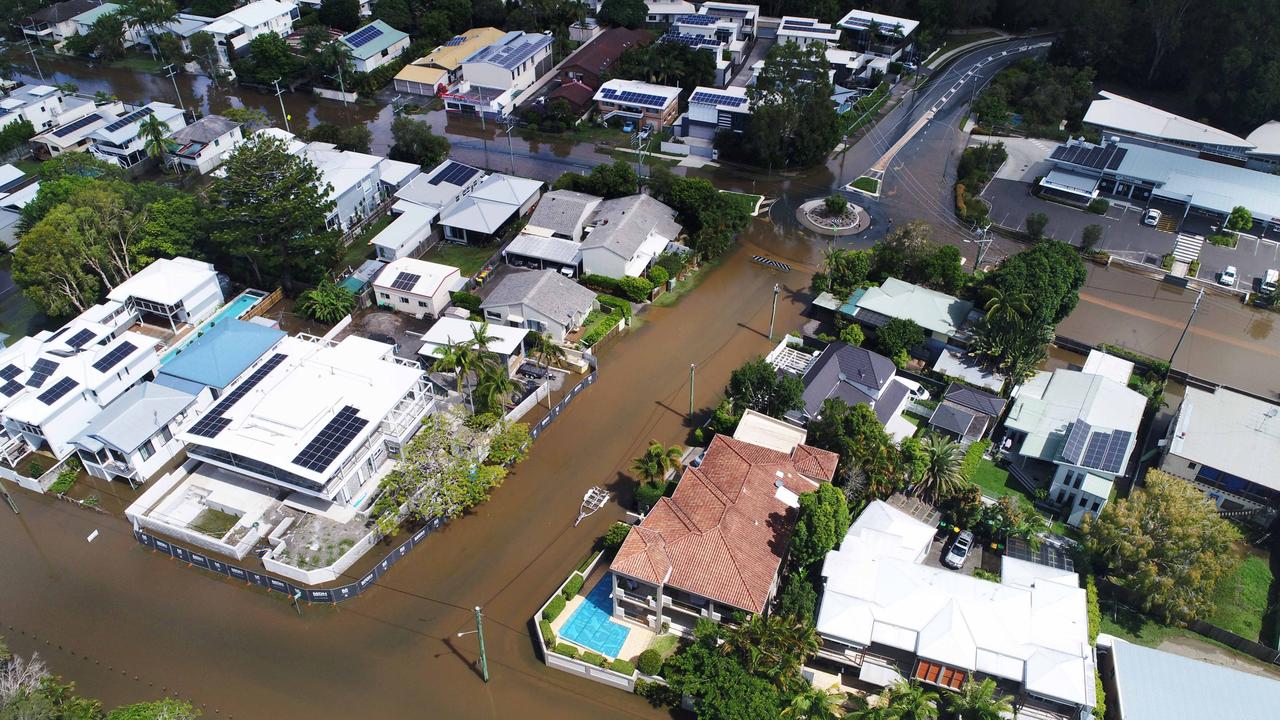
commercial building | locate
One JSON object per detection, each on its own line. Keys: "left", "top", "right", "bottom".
{"left": 1244, "top": 120, "right": 1280, "bottom": 173}
{"left": 593, "top": 79, "right": 682, "bottom": 128}
{"left": 479, "top": 269, "right": 596, "bottom": 343}
{"left": 166, "top": 114, "right": 243, "bottom": 174}
{"left": 1160, "top": 386, "right": 1280, "bottom": 524}
{"left": 610, "top": 432, "right": 837, "bottom": 634}
{"left": 393, "top": 27, "right": 506, "bottom": 96}
{"left": 371, "top": 257, "right": 465, "bottom": 320}
{"left": 1082, "top": 91, "right": 1255, "bottom": 165}
{"left": 1004, "top": 351, "right": 1145, "bottom": 526}
{"left": 339, "top": 20, "right": 411, "bottom": 74}
{"left": 816, "top": 499, "right": 1096, "bottom": 719}
{"left": 445, "top": 31, "right": 554, "bottom": 118}
{"left": 88, "top": 102, "right": 188, "bottom": 172}
{"left": 835, "top": 9, "right": 918, "bottom": 60}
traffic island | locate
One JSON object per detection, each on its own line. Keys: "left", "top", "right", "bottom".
{"left": 796, "top": 197, "right": 870, "bottom": 237}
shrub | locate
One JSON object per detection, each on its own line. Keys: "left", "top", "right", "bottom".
{"left": 972, "top": 568, "right": 1001, "bottom": 582}
{"left": 838, "top": 323, "right": 864, "bottom": 347}
{"left": 297, "top": 280, "right": 356, "bottom": 323}
{"left": 875, "top": 317, "right": 925, "bottom": 358}
{"left": 1207, "top": 234, "right": 1238, "bottom": 248}
{"left": 636, "top": 480, "right": 667, "bottom": 512}
{"left": 823, "top": 194, "right": 848, "bottom": 216}
{"left": 562, "top": 572, "right": 585, "bottom": 598}
{"left": 1188, "top": 258, "right": 1201, "bottom": 276}
{"left": 1093, "top": 671, "right": 1106, "bottom": 720}
{"left": 646, "top": 265, "right": 669, "bottom": 286}
{"left": 609, "top": 658, "right": 635, "bottom": 675}
{"left": 601, "top": 522, "right": 631, "bottom": 553}
{"left": 616, "top": 276, "right": 655, "bottom": 302}
{"left": 1098, "top": 344, "right": 1170, "bottom": 376}
{"left": 636, "top": 648, "right": 663, "bottom": 675}
{"left": 581, "top": 650, "right": 606, "bottom": 666}
{"left": 554, "top": 642, "right": 579, "bottom": 659}
{"left": 1160, "top": 253, "right": 1174, "bottom": 271}
{"left": 49, "top": 467, "right": 78, "bottom": 495}
{"left": 692, "top": 427, "right": 705, "bottom": 444}
{"left": 1086, "top": 198, "right": 1109, "bottom": 215}
{"left": 543, "top": 593, "right": 567, "bottom": 621}
{"left": 635, "top": 679, "right": 679, "bottom": 706}
{"left": 596, "top": 294, "right": 633, "bottom": 318}
{"left": 1086, "top": 575, "right": 1101, "bottom": 644}
{"left": 959, "top": 439, "right": 991, "bottom": 483}
{"left": 955, "top": 182, "right": 967, "bottom": 217}
{"left": 579, "top": 273, "right": 620, "bottom": 295}
{"left": 539, "top": 618, "right": 556, "bottom": 645}
{"left": 1026, "top": 211, "right": 1049, "bottom": 240}
{"left": 451, "top": 290, "right": 482, "bottom": 311}
{"left": 655, "top": 251, "right": 688, "bottom": 279}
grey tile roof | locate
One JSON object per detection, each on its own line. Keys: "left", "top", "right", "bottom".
{"left": 26, "top": 0, "right": 100, "bottom": 24}
{"left": 928, "top": 402, "right": 979, "bottom": 436}
{"left": 942, "top": 383, "right": 1006, "bottom": 418}
{"left": 73, "top": 382, "right": 194, "bottom": 454}
{"left": 169, "top": 114, "right": 239, "bottom": 144}
{"left": 582, "top": 194, "right": 682, "bottom": 260}
{"left": 799, "top": 341, "right": 896, "bottom": 418}
{"left": 480, "top": 269, "right": 596, "bottom": 324}
{"left": 872, "top": 379, "right": 911, "bottom": 425}
{"left": 526, "top": 189, "right": 601, "bottom": 237}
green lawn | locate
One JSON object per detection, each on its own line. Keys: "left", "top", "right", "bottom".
{"left": 422, "top": 242, "right": 496, "bottom": 276}
{"left": 108, "top": 54, "right": 165, "bottom": 73}
{"left": 648, "top": 633, "right": 680, "bottom": 659}
{"left": 335, "top": 216, "right": 389, "bottom": 271}
{"left": 1098, "top": 603, "right": 1203, "bottom": 648}
{"left": 851, "top": 176, "right": 880, "bottom": 194}
{"left": 971, "top": 459, "right": 1035, "bottom": 511}
{"left": 190, "top": 508, "right": 239, "bottom": 538}
{"left": 1207, "top": 554, "right": 1275, "bottom": 641}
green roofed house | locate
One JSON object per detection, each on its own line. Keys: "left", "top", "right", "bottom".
{"left": 340, "top": 20, "right": 411, "bottom": 74}
{"left": 845, "top": 277, "right": 979, "bottom": 347}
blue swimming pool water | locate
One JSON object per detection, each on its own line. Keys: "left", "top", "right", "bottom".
{"left": 159, "top": 291, "right": 266, "bottom": 364}
{"left": 559, "top": 573, "right": 630, "bottom": 658}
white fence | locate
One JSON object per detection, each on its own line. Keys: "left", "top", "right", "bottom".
{"left": 261, "top": 526, "right": 381, "bottom": 585}
{"left": 659, "top": 141, "right": 690, "bottom": 156}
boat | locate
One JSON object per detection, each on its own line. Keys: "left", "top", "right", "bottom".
{"left": 575, "top": 486, "right": 609, "bottom": 527}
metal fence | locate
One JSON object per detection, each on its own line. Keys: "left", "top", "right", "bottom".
{"left": 529, "top": 370, "right": 598, "bottom": 440}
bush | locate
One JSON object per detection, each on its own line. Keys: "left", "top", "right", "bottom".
{"left": 1086, "top": 575, "right": 1101, "bottom": 644}
{"left": 636, "top": 481, "right": 667, "bottom": 512}
{"left": 1026, "top": 212, "right": 1050, "bottom": 240}
{"left": 581, "top": 650, "right": 606, "bottom": 666}
{"left": 1188, "top": 258, "right": 1201, "bottom": 276}
{"left": 635, "top": 679, "right": 679, "bottom": 706}
{"left": 1086, "top": 198, "right": 1109, "bottom": 215}
{"left": 609, "top": 658, "right": 635, "bottom": 675}
{"left": 823, "top": 194, "right": 848, "bottom": 216}
{"left": 1098, "top": 344, "right": 1170, "bottom": 376}
{"left": 602, "top": 522, "right": 631, "bottom": 553}
{"left": 1093, "top": 671, "right": 1106, "bottom": 720}
{"left": 972, "top": 568, "right": 1001, "bottom": 582}
{"left": 636, "top": 648, "right": 663, "bottom": 675}
{"left": 554, "top": 642, "right": 579, "bottom": 659}
{"left": 1160, "top": 253, "right": 1174, "bottom": 271}
{"left": 543, "top": 593, "right": 567, "bottom": 621}
{"left": 596, "top": 294, "right": 633, "bottom": 318}
{"left": 838, "top": 323, "right": 864, "bottom": 347}
{"left": 451, "top": 290, "right": 482, "bottom": 312}
{"left": 579, "top": 273, "right": 621, "bottom": 294}
{"left": 539, "top": 619, "right": 556, "bottom": 645}
{"left": 955, "top": 182, "right": 967, "bottom": 217}
{"left": 1207, "top": 233, "right": 1238, "bottom": 248}
{"left": 616, "top": 276, "right": 655, "bottom": 302}
{"left": 655, "top": 251, "right": 688, "bottom": 279}
{"left": 876, "top": 317, "right": 925, "bottom": 358}
{"left": 959, "top": 439, "right": 991, "bottom": 483}
{"left": 646, "top": 265, "right": 669, "bottom": 286}
{"left": 562, "top": 572, "right": 585, "bottom": 598}
{"left": 48, "top": 467, "right": 78, "bottom": 495}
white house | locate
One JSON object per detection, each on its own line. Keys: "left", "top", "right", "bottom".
{"left": 202, "top": 0, "right": 299, "bottom": 66}
{"left": 438, "top": 172, "right": 542, "bottom": 244}
{"left": 674, "top": 86, "right": 750, "bottom": 157}
{"left": 418, "top": 317, "right": 529, "bottom": 376}
{"left": 816, "top": 498, "right": 1096, "bottom": 719}
{"left": 0, "top": 84, "right": 97, "bottom": 133}
{"left": 106, "top": 256, "right": 224, "bottom": 332}
{"left": 836, "top": 9, "right": 919, "bottom": 60}
{"left": 593, "top": 78, "right": 682, "bottom": 127}
{"left": 697, "top": 2, "right": 758, "bottom": 39}
{"left": 579, "top": 194, "right": 681, "bottom": 278}
{"left": 166, "top": 114, "right": 243, "bottom": 174}
{"left": 1004, "top": 350, "right": 1146, "bottom": 526}
{"left": 372, "top": 257, "right": 465, "bottom": 319}
{"left": 663, "top": 19, "right": 743, "bottom": 86}
{"left": 20, "top": 0, "right": 104, "bottom": 44}
{"left": 374, "top": 160, "right": 487, "bottom": 259}
{"left": 71, "top": 3, "right": 144, "bottom": 47}
{"left": 88, "top": 102, "right": 188, "bottom": 172}
{"left": 339, "top": 20, "right": 410, "bottom": 74}
{"left": 30, "top": 99, "right": 126, "bottom": 157}
{"left": 479, "top": 269, "right": 596, "bottom": 343}
{"left": 72, "top": 382, "right": 202, "bottom": 486}
{"left": 445, "top": 31, "right": 554, "bottom": 118}
{"left": 775, "top": 16, "right": 841, "bottom": 47}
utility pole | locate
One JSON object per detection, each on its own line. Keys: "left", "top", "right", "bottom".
{"left": 501, "top": 117, "right": 516, "bottom": 174}
{"left": 163, "top": 64, "right": 185, "bottom": 113}
{"left": 457, "top": 606, "right": 490, "bottom": 682}
{"left": 326, "top": 64, "right": 348, "bottom": 107}
{"left": 272, "top": 78, "right": 291, "bottom": 133}
{"left": 1169, "top": 287, "right": 1204, "bottom": 372}
{"left": 974, "top": 224, "right": 993, "bottom": 269}
{"left": 23, "top": 37, "right": 44, "bottom": 83}
{"left": 769, "top": 283, "right": 781, "bottom": 340}
{"left": 688, "top": 363, "right": 696, "bottom": 418}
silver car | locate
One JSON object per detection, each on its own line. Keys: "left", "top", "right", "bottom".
{"left": 943, "top": 531, "right": 975, "bottom": 570}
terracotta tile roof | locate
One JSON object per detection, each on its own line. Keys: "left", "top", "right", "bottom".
{"left": 611, "top": 434, "right": 838, "bottom": 613}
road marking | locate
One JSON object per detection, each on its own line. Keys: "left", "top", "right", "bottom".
{"left": 1078, "top": 291, "right": 1280, "bottom": 358}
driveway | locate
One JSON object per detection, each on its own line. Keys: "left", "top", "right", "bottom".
{"left": 729, "top": 38, "right": 774, "bottom": 87}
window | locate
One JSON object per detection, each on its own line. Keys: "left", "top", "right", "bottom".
{"left": 1091, "top": 500, "right": 1101, "bottom": 511}
{"left": 914, "top": 660, "right": 965, "bottom": 690}
{"left": 1056, "top": 490, "right": 1066, "bottom": 504}
{"left": 1078, "top": 496, "right": 1089, "bottom": 507}
{"left": 1188, "top": 462, "right": 1198, "bottom": 470}
{"left": 380, "top": 292, "right": 390, "bottom": 299}
{"left": 138, "top": 439, "right": 155, "bottom": 461}
{"left": 160, "top": 426, "right": 173, "bottom": 443}
{"left": 418, "top": 300, "right": 428, "bottom": 308}
{"left": 399, "top": 296, "right": 409, "bottom": 304}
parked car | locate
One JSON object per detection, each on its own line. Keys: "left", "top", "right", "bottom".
{"left": 1264, "top": 269, "right": 1279, "bottom": 294}
{"left": 1143, "top": 208, "right": 1162, "bottom": 226}
{"left": 687, "top": 446, "right": 707, "bottom": 469}
{"left": 622, "top": 120, "right": 635, "bottom": 133}
{"left": 1219, "top": 265, "right": 1237, "bottom": 286}
{"left": 943, "top": 530, "right": 974, "bottom": 570}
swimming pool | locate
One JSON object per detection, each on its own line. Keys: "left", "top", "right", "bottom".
{"left": 559, "top": 574, "right": 630, "bottom": 658}
{"left": 159, "top": 290, "right": 268, "bottom": 364}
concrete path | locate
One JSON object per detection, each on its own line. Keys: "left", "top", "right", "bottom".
{"left": 729, "top": 38, "right": 774, "bottom": 88}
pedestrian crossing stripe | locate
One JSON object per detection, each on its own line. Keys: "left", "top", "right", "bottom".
{"left": 753, "top": 255, "right": 791, "bottom": 272}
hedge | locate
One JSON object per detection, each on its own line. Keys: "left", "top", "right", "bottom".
{"left": 543, "top": 593, "right": 567, "bottom": 621}
{"left": 562, "top": 572, "right": 585, "bottom": 598}
{"left": 580, "top": 274, "right": 653, "bottom": 303}
{"left": 581, "top": 650, "right": 606, "bottom": 667}
{"left": 636, "top": 648, "right": 663, "bottom": 675}
{"left": 1086, "top": 198, "right": 1109, "bottom": 215}
{"left": 539, "top": 619, "right": 556, "bottom": 646}
{"left": 1093, "top": 671, "right": 1106, "bottom": 720}
{"left": 596, "top": 294, "right": 632, "bottom": 319}
{"left": 955, "top": 182, "right": 967, "bottom": 216}
{"left": 554, "top": 643, "right": 579, "bottom": 659}
{"left": 451, "top": 290, "right": 482, "bottom": 312}
{"left": 959, "top": 439, "right": 991, "bottom": 484}
{"left": 1086, "top": 575, "right": 1101, "bottom": 644}
{"left": 48, "top": 468, "right": 78, "bottom": 495}
{"left": 609, "top": 658, "right": 635, "bottom": 675}
{"left": 1097, "top": 344, "right": 1170, "bottom": 376}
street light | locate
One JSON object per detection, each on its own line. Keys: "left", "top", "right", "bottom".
{"left": 769, "top": 283, "right": 781, "bottom": 340}
{"left": 456, "top": 606, "right": 490, "bottom": 682}
{"left": 688, "top": 363, "right": 696, "bottom": 418}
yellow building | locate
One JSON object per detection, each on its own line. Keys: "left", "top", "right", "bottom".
{"left": 393, "top": 27, "right": 506, "bottom": 96}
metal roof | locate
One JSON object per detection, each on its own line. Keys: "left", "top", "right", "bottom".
{"left": 1084, "top": 91, "right": 1253, "bottom": 150}
{"left": 464, "top": 31, "right": 552, "bottom": 70}
{"left": 72, "top": 381, "right": 194, "bottom": 454}
{"left": 1108, "top": 638, "right": 1280, "bottom": 720}
{"left": 158, "top": 319, "right": 285, "bottom": 390}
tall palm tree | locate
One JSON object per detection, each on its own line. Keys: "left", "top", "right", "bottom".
{"left": 432, "top": 341, "right": 467, "bottom": 394}
{"left": 782, "top": 684, "right": 847, "bottom": 720}
{"left": 470, "top": 321, "right": 499, "bottom": 353}
{"left": 473, "top": 364, "right": 516, "bottom": 415}
{"left": 982, "top": 287, "right": 1030, "bottom": 329}
{"left": 630, "top": 440, "right": 681, "bottom": 483}
{"left": 122, "top": 0, "right": 177, "bottom": 60}
{"left": 882, "top": 680, "right": 938, "bottom": 720}
{"left": 914, "top": 434, "right": 964, "bottom": 504}
{"left": 946, "top": 678, "right": 1014, "bottom": 720}
{"left": 529, "top": 332, "right": 566, "bottom": 371}
{"left": 138, "top": 114, "right": 174, "bottom": 167}
{"left": 720, "top": 614, "right": 819, "bottom": 685}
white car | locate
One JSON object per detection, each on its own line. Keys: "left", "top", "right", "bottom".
{"left": 1143, "top": 208, "right": 1163, "bottom": 226}
{"left": 1220, "top": 266, "right": 1237, "bottom": 286}
{"left": 943, "top": 531, "right": 974, "bottom": 570}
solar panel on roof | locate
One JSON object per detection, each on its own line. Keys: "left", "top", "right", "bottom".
{"left": 1060, "top": 420, "right": 1091, "bottom": 465}
{"left": 1107, "top": 147, "right": 1127, "bottom": 170}
{"left": 91, "top": 341, "right": 136, "bottom": 372}
{"left": 445, "top": 34, "right": 466, "bottom": 46}
{"left": 65, "top": 328, "right": 95, "bottom": 349}
{"left": 678, "top": 14, "right": 717, "bottom": 25}
{"left": 390, "top": 272, "right": 420, "bottom": 291}
{"left": 491, "top": 38, "right": 546, "bottom": 70}
{"left": 661, "top": 32, "right": 720, "bottom": 48}
{"left": 689, "top": 91, "right": 747, "bottom": 108}
{"left": 346, "top": 24, "right": 385, "bottom": 48}
{"left": 52, "top": 113, "right": 102, "bottom": 138}
{"left": 601, "top": 87, "right": 668, "bottom": 108}
{"left": 36, "top": 377, "right": 78, "bottom": 405}
{"left": 0, "top": 379, "right": 21, "bottom": 397}
{"left": 428, "top": 161, "right": 480, "bottom": 186}
{"left": 1100, "top": 430, "right": 1133, "bottom": 473}
{"left": 188, "top": 415, "right": 230, "bottom": 438}
{"left": 0, "top": 364, "right": 20, "bottom": 381}
{"left": 26, "top": 358, "right": 58, "bottom": 388}
{"left": 102, "top": 107, "right": 154, "bottom": 134}
{"left": 187, "top": 353, "right": 288, "bottom": 439}
{"left": 292, "top": 405, "right": 369, "bottom": 473}
{"left": 1081, "top": 432, "right": 1109, "bottom": 470}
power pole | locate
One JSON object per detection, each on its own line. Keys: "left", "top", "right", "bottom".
{"left": 327, "top": 58, "right": 348, "bottom": 107}
{"left": 272, "top": 78, "right": 291, "bottom": 133}
{"left": 163, "top": 64, "right": 186, "bottom": 113}
{"left": 457, "top": 606, "right": 490, "bottom": 682}
{"left": 974, "top": 224, "right": 993, "bottom": 269}
{"left": 501, "top": 117, "right": 516, "bottom": 174}
{"left": 1169, "top": 287, "right": 1204, "bottom": 373}
{"left": 769, "top": 283, "right": 781, "bottom": 340}
{"left": 23, "top": 37, "right": 44, "bottom": 82}
{"left": 688, "top": 363, "right": 696, "bottom": 418}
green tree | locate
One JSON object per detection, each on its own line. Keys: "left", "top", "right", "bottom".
{"left": 775, "top": 571, "right": 819, "bottom": 624}
{"left": 106, "top": 698, "right": 201, "bottom": 719}
{"left": 823, "top": 194, "right": 848, "bottom": 216}
{"left": 882, "top": 680, "right": 938, "bottom": 720}
{"left": 806, "top": 399, "right": 892, "bottom": 486}
{"left": 631, "top": 439, "right": 682, "bottom": 483}
{"left": 982, "top": 286, "right": 1030, "bottom": 329}
{"left": 205, "top": 132, "right": 339, "bottom": 292}
{"left": 296, "top": 279, "right": 356, "bottom": 323}
{"left": 486, "top": 419, "right": 531, "bottom": 465}
{"left": 1081, "top": 224, "right": 1104, "bottom": 251}
{"left": 875, "top": 317, "right": 925, "bottom": 358}
{"left": 120, "top": 0, "right": 177, "bottom": 58}
{"left": 136, "top": 194, "right": 201, "bottom": 261}
{"left": 739, "top": 40, "right": 841, "bottom": 168}
{"left": 946, "top": 678, "right": 1014, "bottom": 720}
{"left": 605, "top": 39, "right": 716, "bottom": 101}
{"left": 1082, "top": 469, "right": 1242, "bottom": 624}
{"left": 304, "top": 121, "right": 371, "bottom": 153}
{"left": 66, "top": 9, "right": 128, "bottom": 60}
{"left": 388, "top": 116, "right": 452, "bottom": 168}
{"left": 782, "top": 684, "right": 847, "bottom": 720}
{"left": 529, "top": 331, "right": 567, "bottom": 370}
{"left": 790, "top": 483, "right": 851, "bottom": 568}
{"left": 188, "top": 31, "right": 224, "bottom": 81}
{"left": 813, "top": 247, "right": 870, "bottom": 297}
{"left": 1226, "top": 205, "right": 1253, "bottom": 233}
{"left": 663, "top": 620, "right": 787, "bottom": 720}
{"left": 432, "top": 340, "right": 472, "bottom": 395}
{"left": 725, "top": 357, "right": 805, "bottom": 419}
{"left": 838, "top": 323, "right": 864, "bottom": 346}
{"left": 553, "top": 160, "right": 637, "bottom": 198}
{"left": 914, "top": 434, "right": 963, "bottom": 504}
{"left": 1025, "top": 211, "right": 1050, "bottom": 240}
{"left": 232, "top": 33, "right": 304, "bottom": 85}
{"left": 597, "top": 0, "right": 646, "bottom": 28}
{"left": 473, "top": 363, "right": 517, "bottom": 415}
{"left": 319, "top": 0, "right": 361, "bottom": 30}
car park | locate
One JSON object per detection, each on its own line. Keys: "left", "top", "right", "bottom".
{"left": 1220, "top": 265, "right": 1237, "bottom": 286}
{"left": 943, "top": 530, "right": 974, "bottom": 570}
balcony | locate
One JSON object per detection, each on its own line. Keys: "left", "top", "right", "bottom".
{"left": 816, "top": 642, "right": 866, "bottom": 667}
{"left": 614, "top": 587, "right": 657, "bottom": 609}
{"left": 1191, "top": 476, "right": 1276, "bottom": 510}
{"left": 662, "top": 593, "right": 710, "bottom": 618}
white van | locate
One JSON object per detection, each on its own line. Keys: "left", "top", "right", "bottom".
{"left": 1263, "top": 269, "right": 1279, "bottom": 294}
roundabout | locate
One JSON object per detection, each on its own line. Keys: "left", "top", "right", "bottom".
{"left": 796, "top": 197, "right": 871, "bottom": 237}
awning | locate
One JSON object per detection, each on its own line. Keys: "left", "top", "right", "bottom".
{"left": 858, "top": 660, "right": 904, "bottom": 687}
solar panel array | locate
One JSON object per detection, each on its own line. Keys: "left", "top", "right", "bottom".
{"left": 1059, "top": 420, "right": 1091, "bottom": 465}
{"left": 188, "top": 353, "right": 288, "bottom": 438}
{"left": 292, "top": 405, "right": 369, "bottom": 473}
{"left": 0, "top": 364, "right": 20, "bottom": 381}
{"left": 390, "top": 272, "right": 420, "bottom": 291}
{"left": 0, "top": 380, "right": 22, "bottom": 397}
{"left": 102, "top": 107, "right": 154, "bottom": 134}
{"left": 661, "top": 32, "right": 720, "bottom": 48}
{"left": 1049, "top": 142, "right": 1128, "bottom": 171}
{"left": 428, "top": 161, "right": 480, "bottom": 186}
{"left": 65, "top": 328, "right": 96, "bottom": 349}
{"left": 346, "top": 24, "right": 385, "bottom": 48}
{"left": 52, "top": 112, "right": 102, "bottom": 138}
{"left": 445, "top": 34, "right": 467, "bottom": 46}
{"left": 92, "top": 341, "right": 136, "bottom": 372}
{"left": 1080, "top": 429, "right": 1132, "bottom": 474}
{"left": 600, "top": 87, "right": 670, "bottom": 109}
{"left": 782, "top": 18, "right": 816, "bottom": 28}
{"left": 690, "top": 91, "right": 748, "bottom": 108}
{"left": 677, "top": 14, "right": 717, "bottom": 25}
{"left": 36, "top": 377, "right": 78, "bottom": 405}
{"left": 479, "top": 35, "right": 552, "bottom": 70}
{"left": 26, "top": 358, "right": 58, "bottom": 388}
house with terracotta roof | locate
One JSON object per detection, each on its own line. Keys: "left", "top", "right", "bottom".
{"left": 556, "top": 27, "right": 651, "bottom": 93}
{"left": 609, "top": 433, "right": 838, "bottom": 634}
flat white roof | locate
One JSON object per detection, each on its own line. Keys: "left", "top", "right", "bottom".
{"left": 2, "top": 328, "right": 157, "bottom": 425}
{"left": 1169, "top": 387, "right": 1280, "bottom": 492}
{"left": 1246, "top": 120, "right": 1280, "bottom": 157}
{"left": 369, "top": 204, "right": 436, "bottom": 253}
{"left": 372, "top": 257, "right": 462, "bottom": 298}
{"left": 218, "top": 0, "right": 295, "bottom": 28}
{"left": 418, "top": 317, "right": 528, "bottom": 357}
{"left": 1080, "top": 349, "right": 1135, "bottom": 386}
{"left": 836, "top": 9, "right": 919, "bottom": 36}
{"left": 777, "top": 16, "right": 841, "bottom": 43}
{"left": 1084, "top": 91, "right": 1253, "bottom": 150}
{"left": 107, "top": 257, "right": 217, "bottom": 307}
{"left": 731, "top": 408, "right": 807, "bottom": 453}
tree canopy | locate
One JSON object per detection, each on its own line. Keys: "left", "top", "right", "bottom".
{"left": 732, "top": 40, "right": 841, "bottom": 169}
{"left": 388, "top": 116, "right": 451, "bottom": 168}
{"left": 319, "top": 0, "right": 361, "bottom": 31}
{"left": 552, "top": 160, "right": 637, "bottom": 199}
{"left": 605, "top": 39, "right": 716, "bottom": 105}
{"left": 596, "top": 0, "right": 645, "bottom": 28}
{"left": 724, "top": 357, "right": 805, "bottom": 420}
{"left": 790, "top": 483, "right": 850, "bottom": 569}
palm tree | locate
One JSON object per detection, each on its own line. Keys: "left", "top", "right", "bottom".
{"left": 473, "top": 364, "right": 516, "bottom": 415}
{"left": 122, "top": 0, "right": 177, "bottom": 60}
{"left": 947, "top": 678, "right": 1014, "bottom": 720}
{"left": 882, "top": 680, "right": 938, "bottom": 720}
{"left": 470, "top": 321, "right": 499, "bottom": 353}
{"left": 914, "top": 434, "right": 964, "bottom": 504}
{"left": 982, "top": 287, "right": 1030, "bottom": 329}
{"left": 630, "top": 440, "right": 681, "bottom": 483}
{"left": 529, "top": 332, "right": 566, "bottom": 371}
{"left": 432, "top": 341, "right": 467, "bottom": 394}
{"left": 720, "top": 614, "right": 819, "bottom": 685}
{"left": 782, "top": 684, "right": 847, "bottom": 720}
{"left": 315, "top": 40, "right": 355, "bottom": 94}
{"left": 138, "top": 114, "right": 174, "bottom": 168}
